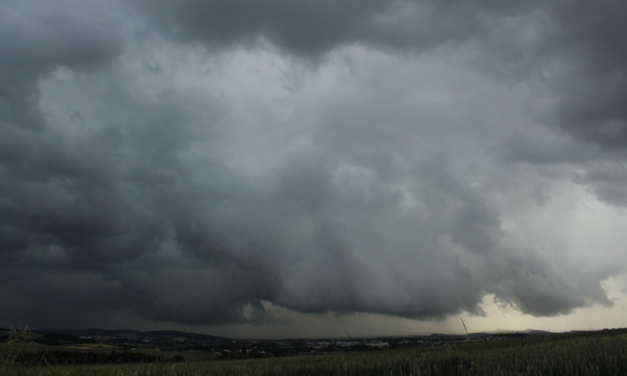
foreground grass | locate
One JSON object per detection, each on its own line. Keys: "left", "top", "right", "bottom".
{"left": 3, "top": 329, "right": 627, "bottom": 376}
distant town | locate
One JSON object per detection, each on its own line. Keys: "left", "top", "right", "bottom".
{"left": 17, "top": 328, "right": 560, "bottom": 360}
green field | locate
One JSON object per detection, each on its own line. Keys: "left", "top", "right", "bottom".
{"left": 2, "top": 329, "right": 627, "bottom": 375}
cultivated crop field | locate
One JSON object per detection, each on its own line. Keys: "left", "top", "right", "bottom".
{"left": 2, "top": 329, "right": 627, "bottom": 376}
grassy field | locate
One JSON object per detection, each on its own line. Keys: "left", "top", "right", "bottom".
{"left": 0, "top": 328, "right": 210, "bottom": 363}
{"left": 2, "top": 329, "right": 627, "bottom": 375}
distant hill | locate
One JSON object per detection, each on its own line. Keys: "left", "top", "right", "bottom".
{"left": 477, "top": 329, "right": 553, "bottom": 336}
{"left": 36, "top": 328, "right": 231, "bottom": 341}
{"left": 144, "top": 330, "right": 231, "bottom": 341}
{"left": 425, "top": 333, "right": 462, "bottom": 339}
{"left": 522, "top": 329, "right": 552, "bottom": 336}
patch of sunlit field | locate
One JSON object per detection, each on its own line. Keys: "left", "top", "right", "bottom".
{"left": 3, "top": 329, "right": 627, "bottom": 376}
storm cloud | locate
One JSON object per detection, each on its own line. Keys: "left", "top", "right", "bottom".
{"left": 1, "top": 0, "right": 626, "bottom": 331}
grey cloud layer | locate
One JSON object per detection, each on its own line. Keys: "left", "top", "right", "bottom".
{"left": 135, "top": 0, "right": 627, "bottom": 149}
{"left": 0, "top": 1, "right": 122, "bottom": 132}
{"left": 0, "top": 0, "right": 624, "bottom": 328}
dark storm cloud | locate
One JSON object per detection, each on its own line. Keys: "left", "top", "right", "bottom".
{"left": 545, "top": 1, "right": 627, "bottom": 149}
{"left": 573, "top": 166, "right": 627, "bottom": 207}
{"left": 135, "top": 0, "right": 627, "bottom": 150}
{"left": 133, "top": 0, "right": 385, "bottom": 58}
{"left": 132, "top": 0, "right": 528, "bottom": 59}
{"left": 0, "top": 1, "right": 122, "bottom": 131}
{"left": 0, "top": 0, "right": 624, "bottom": 330}
{"left": 489, "top": 249, "right": 614, "bottom": 317}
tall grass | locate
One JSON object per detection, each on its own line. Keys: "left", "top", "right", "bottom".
{"left": 0, "top": 325, "right": 33, "bottom": 373}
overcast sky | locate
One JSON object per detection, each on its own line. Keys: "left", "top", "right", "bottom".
{"left": 2, "top": 0, "right": 627, "bottom": 339}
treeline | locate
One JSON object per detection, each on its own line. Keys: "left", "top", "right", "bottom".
{"left": 11, "top": 350, "right": 185, "bottom": 366}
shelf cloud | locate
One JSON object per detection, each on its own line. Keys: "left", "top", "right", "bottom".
{"left": 1, "top": 0, "right": 626, "bottom": 331}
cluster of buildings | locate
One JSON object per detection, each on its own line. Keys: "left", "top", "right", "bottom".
{"left": 207, "top": 333, "right": 533, "bottom": 359}
{"left": 29, "top": 328, "right": 536, "bottom": 360}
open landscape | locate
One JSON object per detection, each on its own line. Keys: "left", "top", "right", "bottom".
{"left": 3, "top": 327, "right": 627, "bottom": 375}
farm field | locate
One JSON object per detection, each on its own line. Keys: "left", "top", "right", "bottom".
{"left": 2, "top": 328, "right": 627, "bottom": 375}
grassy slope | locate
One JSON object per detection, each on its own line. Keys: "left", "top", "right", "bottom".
{"left": 2, "top": 329, "right": 627, "bottom": 376}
